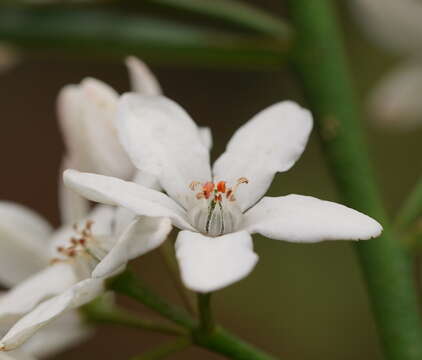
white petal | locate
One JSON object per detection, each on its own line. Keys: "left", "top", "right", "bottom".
{"left": 21, "top": 311, "right": 90, "bottom": 358}
{"left": 213, "top": 101, "right": 313, "bottom": 211}
{"left": 116, "top": 94, "right": 212, "bottom": 209}
{"left": 352, "top": 0, "right": 422, "bottom": 55}
{"left": 0, "top": 279, "right": 103, "bottom": 351}
{"left": 133, "top": 170, "right": 162, "bottom": 191}
{"left": 0, "top": 263, "right": 77, "bottom": 320}
{"left": 64, "top": 170, "right": 193, "bottom": 231}
{"left": 57, "top": 85, "right": 94, "bottom": 172}
{"left": 175, "top": 230, "right": 258, "bottom": 293}
{"left": 244, "top": 195, "right": 383, "bottom": 243}
{"left": 93, "top": 216, "right": 172, "bottom": 278}
{"left": 59, "top": 157, "right": 90, "bottom": 224}
{"left": 198, "top": 127, "right": 213, "bottom": 150}
{"left": 368, "top": 62, "right": 422, "bottom": 130}
{"left": 126, "top": 57, "right": 162, "bottom": 95}
{"left": 0, "top": 202, "right": 52, "bottom": 287}
{"left": 80, "top": 78, "right": 135, "bottom": 179}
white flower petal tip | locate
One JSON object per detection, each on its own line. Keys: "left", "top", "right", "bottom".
{"left": 0, "top": 263, "right": 77, "bottom": 320}
{"left": 0, "top": 279, "right": 103, "bottom": 351}
{"left": 244, "top": 195, "right": 383, "bottom": 243}
{"left": 213, "top": 100, "right": 313, "bottom": 211}
{"left": 175, "top": 231, "right": 258, "bottom": 293}
{"left": 63, "top": 169, "right": 192, "bottom": 230}
{"left": 125, "top": 56, "right": 162, "bottom": 95}
{"left": 92, "top": 216, "right": 172, "bottom": 278}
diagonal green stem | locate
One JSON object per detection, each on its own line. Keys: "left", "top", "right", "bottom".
{"left": 82, "top": 296, "right": 186, "bottom": 336}
{"left": 108, "top": 271, "right": 278, "bottom": 360}
{"left": 144, "top": 0, "right": 292, "bottom": 38}
{"left": 286, "top": 1, "right": 422, "bottom": 359}
{"left": 0, "top": 6, "right": 290, "bottom": 69}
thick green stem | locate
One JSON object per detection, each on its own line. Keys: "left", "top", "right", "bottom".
{"left": 395, "top": 178, "right": 422, "bottom": 232}
{"left": 197, "top": 293, "right": 215, "bottom": 334}
{"left": 109, "top": 271, "right": 278, "bottom": 360}
{"left": 0, "top": 6, "right": 289, "bottom": 69}
{"left": 130, "top": 337, "right": 192, "bottom": 360}
{"left": 286, "top": 1, "right": 422, "bottom": 359}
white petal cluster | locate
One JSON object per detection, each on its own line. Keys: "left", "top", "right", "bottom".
{"left": 0, "top": 56, "right": 383, "bottom": 356}
{"left": 0, "top": 58, "right": 172, "bottom": 355}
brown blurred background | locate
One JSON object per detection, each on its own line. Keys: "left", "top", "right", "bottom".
{"left": 0, "top": 1, "right": 421, "bottom": 359}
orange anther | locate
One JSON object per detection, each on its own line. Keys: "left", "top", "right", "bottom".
{"left": 215, "top": 194, "right": 222, "bottom": 202}
{"left": 217, "top": 181, "right": 226, "bottom": 193}
{"left": 202, "top": 182, "right": 214, "bottom": 199}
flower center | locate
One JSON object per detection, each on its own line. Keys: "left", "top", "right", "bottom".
{"left": 187, "top": 178, "right": 248, "bottom": 237}
{"left": 51, "top": 220, "right": 108, "bottom": 278}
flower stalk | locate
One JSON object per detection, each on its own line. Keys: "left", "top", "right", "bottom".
{"left": 197, "top": 293, "right": 215, "bottom": 334}
{"left": 286, "top": 1, "right": 422, "bottom": 359}
{"left": 82, "top": 297, "right": 186, "bottom": 336}
{"left": 109, "top": 271, "right": 278, "bottom": 360}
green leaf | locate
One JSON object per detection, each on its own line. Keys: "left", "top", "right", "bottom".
{"left": 144, "top": 0, "right": 292, "bottom": 38}
{"left": 0, "top": 6, "right": 290, "bottom": 69}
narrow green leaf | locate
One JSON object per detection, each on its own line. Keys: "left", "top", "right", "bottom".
{"left": 0, "top": 7, "right": 289, "bottom": 69}
{"left": 144, "top": 0, "right": 292, "bottom": 38}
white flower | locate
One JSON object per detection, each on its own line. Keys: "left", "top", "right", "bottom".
{"left": 0, "top": 202, "right": 172, "bottom": 352}
{"left": 58, "top": 57, "right": 212, "bottom": 223}
{"left": 58, "top": 57, "right": 163, "bottom": 224}
{"left": 64, "top": 94, "right": 383, "bottom": 294}
{"left": 0, "top": 202, "right": 89, "bottom": 357}
{"left": 351, "top": 0, "right": 422, "bottom": 129}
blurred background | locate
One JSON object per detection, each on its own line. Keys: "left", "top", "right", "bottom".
{"left": 0, "top": 0, "right": 421, "bottom": 359}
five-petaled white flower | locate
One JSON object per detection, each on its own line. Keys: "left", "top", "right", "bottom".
{"left": 0, "top": 202, "right": 171, "bottom": 352}
{"left": 64, "top": 94, "right": 383, "bottom": 294}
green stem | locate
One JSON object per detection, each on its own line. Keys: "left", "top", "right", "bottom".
{"left": 109, "top": 271, "right": 278, "bottom": 360}
{"left": 395, "top": 178, "right": 422, "bottom": 232}
{"left": 159, "top": 240, "right": 196, "bottom": 314}
{"left": 286, "top": 1, "right": 422, "bottom": 359}
{"left": 130, "top": 337, "right": 192, "bottom": 360}
{"left": 0, "top": 6, "right": 289, "bottom": 69}
{"left": 197, "top": 293, "right": 215, "bottom": 334}
{"left": 144, "top": 0, "right": 292, "bottom": 38}
{"left": 108, "top": 271, "right": 196, "bottom": 329}
{"left": 82, "top": 297, "right": 185, "bottom": 336}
